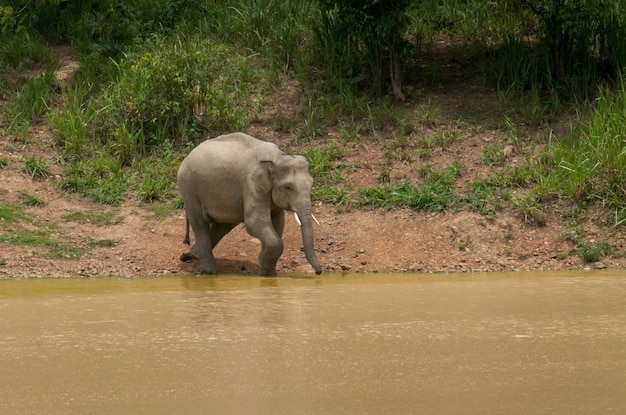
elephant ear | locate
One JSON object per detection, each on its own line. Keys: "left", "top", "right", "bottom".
{"left": 254, "top": 160, "right": 274, "bottom": 194}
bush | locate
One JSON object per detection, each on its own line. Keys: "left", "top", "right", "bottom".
{"left": 51, "top": 33, "right": 264, "bottom": 176}
{"left": 93, "top": 35, "right": 261, "bottom": 150}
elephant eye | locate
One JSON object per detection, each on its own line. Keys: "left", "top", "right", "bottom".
{"left": 282, "top": 184, "right": 293, "bottom": 192}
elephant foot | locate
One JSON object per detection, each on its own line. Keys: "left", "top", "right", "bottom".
{"left": 179, "top": 252, "right": 196, "bottom": 262}
{"left": 259, "top": 266, "right": 277, "bottom": 276}
{"left": 197, "top": 258, "right": 218, "bottom": 275}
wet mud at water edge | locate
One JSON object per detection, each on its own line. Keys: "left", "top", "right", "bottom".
{"left": 1, "top": 270, "right": 625, "bottom": 414}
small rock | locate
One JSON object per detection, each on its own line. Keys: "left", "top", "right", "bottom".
{"left": 593, "top": 262, "right": 607, "bottom": 269}
{"left": 503, "top": 145, "right": 515, "bottom": 158}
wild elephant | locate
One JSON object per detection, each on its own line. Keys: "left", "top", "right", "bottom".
{"left": 177, "top": 132, "right": 322, "bottom": 276}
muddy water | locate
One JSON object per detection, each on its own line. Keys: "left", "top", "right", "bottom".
{"left": 1, "top": 271, "right": 625, "bottom": 414}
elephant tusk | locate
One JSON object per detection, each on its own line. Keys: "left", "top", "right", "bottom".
{"left": 294, "top": 212, "right": 321, "bottom": 226}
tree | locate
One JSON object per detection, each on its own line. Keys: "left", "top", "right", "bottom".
{"left": 317, "top": 0, "right": 412, "bottom": 100}
{"left": 522, "top": 0, "right": 626, "bottom": 80}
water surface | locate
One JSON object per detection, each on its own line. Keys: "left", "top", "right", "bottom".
{"left": 1, "top": 270, "right": 625, "bottom": 414}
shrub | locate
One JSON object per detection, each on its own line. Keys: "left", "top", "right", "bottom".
{"left": 92, "top": 35, "right": 261, "bottom": 149}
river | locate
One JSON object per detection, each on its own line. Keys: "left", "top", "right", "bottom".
{"left": 1, "top": 270, "right": 625, "bottom": 414}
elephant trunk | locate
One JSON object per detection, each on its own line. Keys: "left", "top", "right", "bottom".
{"left": 295, "top": 204, "right": 322, "bottom": 275}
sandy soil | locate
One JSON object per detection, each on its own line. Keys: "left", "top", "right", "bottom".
{"left": 1, "top": 45, "right": 624, "bottom": 278}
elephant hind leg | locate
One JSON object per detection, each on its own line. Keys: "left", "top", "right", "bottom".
{"left": 183, "top": 214, "right": 191, "bottom": 246}
{"left": 187, "top": 218, "right": 218, "bottom": 274}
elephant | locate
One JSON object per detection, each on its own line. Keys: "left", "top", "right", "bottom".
{"left": 177, "top": 132, "right": 322, "bottom": 276}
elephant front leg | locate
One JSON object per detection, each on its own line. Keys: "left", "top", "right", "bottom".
{"left": 257, "top": 211, "right": 285, "bottom": 276}
{"left": 258, "top": 238, "right": 283, "bottom": 276}
{"left": 247, "top": 223, "right": 283, "bottom": 276}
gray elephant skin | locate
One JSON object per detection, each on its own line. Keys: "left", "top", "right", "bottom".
{"left": 177, "top": 132, "right": 322, "bottom": 276}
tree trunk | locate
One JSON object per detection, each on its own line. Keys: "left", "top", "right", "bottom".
{"left": 390, "top": 47, "right": 405, "bottom": 101}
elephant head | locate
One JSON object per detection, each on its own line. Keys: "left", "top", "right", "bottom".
{"left": 265, "top": 154, "right": 322, "bottom": 274}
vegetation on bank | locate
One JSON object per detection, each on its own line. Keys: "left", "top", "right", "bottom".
{"left": 1, "top": 0, "right": 626, "bottom": 264}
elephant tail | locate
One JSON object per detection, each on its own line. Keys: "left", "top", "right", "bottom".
{"left": 183, "top": 214, "right": 191, "bottom": 246}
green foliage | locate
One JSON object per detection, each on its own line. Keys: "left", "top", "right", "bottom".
{"left": 482, "top": 143, "right": 506, "bottom": 167}
{"left": 526, "top": 0, "right": 626, "bottom": 79}
{"left": 2, "top": 59, "right": 58, "bottom": 139}
{"left": 0, "top": 4, "right": 25, "bottom": 35}
{"left": 11, "top": 66, "right": 58, "bottom": 119}
{"left": 460, "top": 177, "right": 502, "bottom": 218}
{"left": 60, "top": 156, "right": 129, "bottom": 205}
{"left": 4, "top": 0, "right": 626, "bottom": 226}
{"left": 49, "top": 34, "right": 261, "bottom": 205}
{"left": 48, "top": 88, "right": 96, "bottom": 161}
{"left": 94, "top": 35, "right": 259, "bottom": 147}
{"left": 306, "top": 140, "right": 345, "bottom": 179}
{"left": 315, "top": 0, "right": 413, "bottom": 96}
{"left": 23, "top": 0, "right": 206, "bottom": 54}
{"left": 62, "top": 210, "right": 123, "bottom": 226}
{"left": 578, "top": 241, "right": 612, "bottom": 264}
{"left": 0, "top": 202, "right": 89, "bottom": 259}
{"left": 21, "top": 155, "right": 50, "bottom": 179}
{"left": 0, "top": 31, "right": 53, "bottom": 74}
{"left": 0, "top": 203, "right": 33, "bottom": 222}
{"left": 496, "top": 78, "right": 626, "bottom": 224}
{"left": 19, "top": 192, "right": 45, "bottom": 207}
{"left": 225, "top": 0, "right": 316, "bottom": 72}
{"left": 313, "top": 184, "right": 353, "bottom": 205}
{"left": 358, "top": 164, "right": 462, "bottom": 211}
{"left": 306, "top": 141, "right": 351, "bottom": 204}
{"left": 138, "top": 175, "right": 172, "bottom": 203}
{"left": 0, "top": 227, "right": 87, "bottom": 259}
{"left": 101, "top": 38, "right": 257, "bottom": 143}
{"left": 554, "top": 83, "right": 626, "bottom": 208}
{"left": 486, "top": 0, "right": 626, "bottom": 100}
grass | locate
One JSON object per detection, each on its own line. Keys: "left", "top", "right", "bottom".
{"left": 358, "top": 164, "right": 463, "bottom": 212}
{"left": 0, "top": 204, "right": 34, "bottom": 223}
{"left": 578, "top": 242, "right": 613, "bottom": 264}
{"left": 60, "top": 157, "right": 129, "bottom": 205}
{"left": 501, "top": 80, "right": 626, "bottom": 226}
{"left": 305, "top": 141, "right": 352, "bottom": 205}
{"left": 0, "top": 203, "right": 91, "bottom": 259}
{"left": 19, "top": 193, "right": 45, "bottom": 207}
{"left": 22, "top": 156, "right": 51, "bottom": 179}
{"left": 61, "top": 210, "right": 123, "bottom": 226}
{"left": 3, "top": 63, "right": 58, "bottom": 141}
{"left": 0, "top": 228, "right": 87, "bottom": 259}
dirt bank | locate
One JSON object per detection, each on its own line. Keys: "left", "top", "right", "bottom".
{"left": 1, "top": 46, "right": 624, "bottom": 278}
